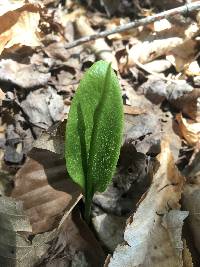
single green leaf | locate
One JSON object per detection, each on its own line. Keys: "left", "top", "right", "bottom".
{"left": 65, "top": 60, "right": 124, "bottom": 220}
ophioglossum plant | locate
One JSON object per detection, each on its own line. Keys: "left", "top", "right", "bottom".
{"left": 65, "top": 60, "right": 124, "bottom": 222}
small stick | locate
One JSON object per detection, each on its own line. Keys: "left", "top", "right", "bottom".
{"left": 65, "top": 2, "right": 200, "bottom": 49}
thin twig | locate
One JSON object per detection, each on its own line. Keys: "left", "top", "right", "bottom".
{"left": 65, "top": 2, "right": 200, "bottom": 49}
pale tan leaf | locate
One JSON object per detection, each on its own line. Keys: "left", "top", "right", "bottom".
{"left": 0, "top": 2, "right": 41, "bottom": 54}
{"left": 108, "top": 141, "right": 187, "bottom": 267}
{"left": 176, "top": 113, "right": 200, "bottom": 146}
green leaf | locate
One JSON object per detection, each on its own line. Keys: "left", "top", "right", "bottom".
{"left": 65, "top": 60, "right": 124, "bottom": 220}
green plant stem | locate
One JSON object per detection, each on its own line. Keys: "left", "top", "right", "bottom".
{"left": 84, "top": 189, "right": 94, "bottom": 224}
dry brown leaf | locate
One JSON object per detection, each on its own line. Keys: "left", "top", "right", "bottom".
{"left": 0, "top": 2, "right": 41, "bottom": 54}
{"left": 182, "top": 151, "right": 200, "bottom": 258}
{"left": 0, "top": 196, "right": 33, "bottom": 266}
{"left": 76, "top": 16, "right": 118, "bottom": 70}
{"left": 0, "top": 197, "right": 78, "bottom": 266}
{"left": 11, "top": 148, "right": 82, "bottom": 234}
{"left": 176, "top": 113, "right": 200, "bottom": 146}
{"left": 107, "top": 141, "right": 187, "bottom": 267}
{"left": 169, "top": 89, "right": 200, "bottom": 122}
{"left": 39, "top": 208, "right": 106, "bottom": 266}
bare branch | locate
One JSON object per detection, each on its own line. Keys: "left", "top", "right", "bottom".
{"left": 65, "top": 2, "right": 200, "bottom": 49}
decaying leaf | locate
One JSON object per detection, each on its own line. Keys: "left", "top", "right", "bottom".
{"left": 0, "top": 196, "right": 69, "bottom": 266}
{"left": 11, "top": 148, "right": 82, "bottom": 234}
{"left": 0, "top": 59, "right": 50, "bottom": 89}
{"left": 0, "top": 1, "right": 41, "bottom": 54}
{"left": 20, "top": 87, "right": 64, "bottom": 129}
{"left": 107, "top": 141, "right": 188, "bottom": 267}
{"left": 176, "top": 113, "right": 200, "bottom": 146}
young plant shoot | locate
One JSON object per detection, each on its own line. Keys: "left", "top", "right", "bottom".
{"left": 65, "top": 60, "right": 124, "bottom": 222}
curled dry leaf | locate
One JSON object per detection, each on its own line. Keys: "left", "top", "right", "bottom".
{"left": 128, "top": 37, "right": 183, "bottom": 65}
{"left": 107, "top": 141, "right": 189, "bottom": 267}
{"left": 128, "top": 21, "right": 199, "bottom": 66}
{"left": 0, "top": 1, "right": 41, "bottom": 54}
{"left": 76, "top": 16, "right": 118, "bottom": 70}
{"left": 11, "top": 148, "right": 82, "bottom": 234}
{"left": 176, "top": 113, "right": 200, "bottom": 146}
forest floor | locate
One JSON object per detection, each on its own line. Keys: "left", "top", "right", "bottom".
{"left": 0, "top": 0, "right": 200, "bottom": 266}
